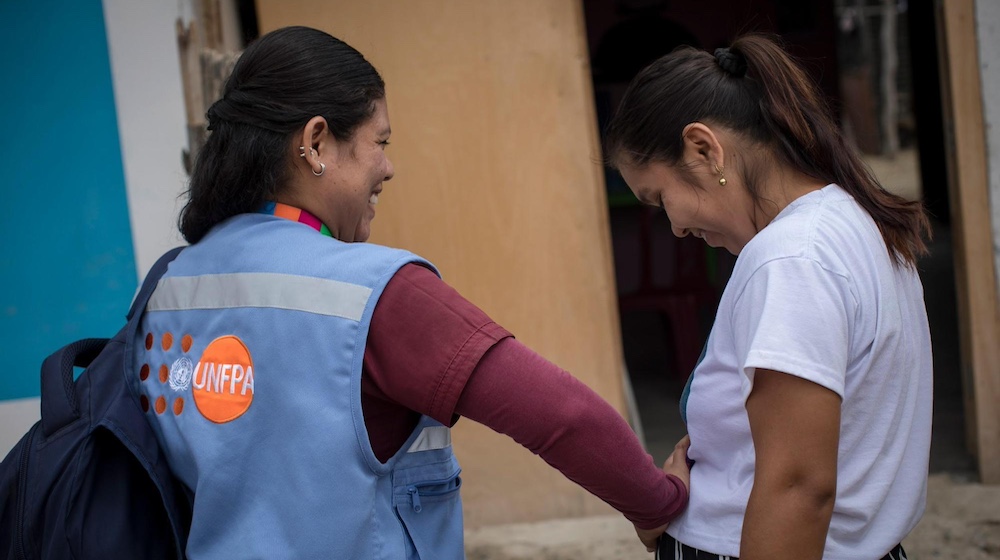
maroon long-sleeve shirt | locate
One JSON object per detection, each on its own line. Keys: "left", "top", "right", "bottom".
{"left": 361, "top": 263, "right": 687, "bottom": 529}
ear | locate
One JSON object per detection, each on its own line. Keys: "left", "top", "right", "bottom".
{"left": 296, "top": 116, "right": 334, "bottom": 176}
{"left": 680, "top": 122, "right": 726, "bottom": 172}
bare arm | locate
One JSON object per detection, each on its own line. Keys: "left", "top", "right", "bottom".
{"left": 741, "top": 368, "right": 841, "bottom": 560}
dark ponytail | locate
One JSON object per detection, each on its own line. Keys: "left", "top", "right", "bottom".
{"left": 605, "top": 33, "right": 929, "bottom": 267}
{"left": 179, "top": 26, "right": 385, "bottom": 244}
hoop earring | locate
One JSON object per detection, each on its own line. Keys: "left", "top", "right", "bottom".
{"left": 313, "top": 163, "right": 326, "bottom": 177}
{"left": 715, "top": 164, "right": 727, "bottom": 186}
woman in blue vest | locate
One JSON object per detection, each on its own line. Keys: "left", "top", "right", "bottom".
{"left": 133, "top": 25, "right": 689, "bottom": 559}
{"left": 603, "top": 35, "right": 932, "bottom": 559}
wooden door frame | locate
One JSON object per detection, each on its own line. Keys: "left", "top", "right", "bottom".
{"left": 938, "top": 0, "right": 1000, "bottom": 484}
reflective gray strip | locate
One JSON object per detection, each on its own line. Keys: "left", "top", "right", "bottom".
{"left": 147, "top": 273, "right": 373, "bottom": 321}
{"left": 407, "top": 426, "right": 451, "bottom": 453}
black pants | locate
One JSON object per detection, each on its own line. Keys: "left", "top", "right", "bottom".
{"left": 657, "top": 533, "right": 908, "bottom": 560}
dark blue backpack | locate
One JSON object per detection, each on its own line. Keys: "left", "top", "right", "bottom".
{"left": 0, "top": 248, "right": 191, "bottom": 559}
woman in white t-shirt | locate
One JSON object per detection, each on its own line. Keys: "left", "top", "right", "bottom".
{"left": 604, "top": 34, "right": 932, "bottom": 560}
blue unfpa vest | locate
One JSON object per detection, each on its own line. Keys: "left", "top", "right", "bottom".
{"left": 132, "top": 214, "right": 464, "bottom": 559}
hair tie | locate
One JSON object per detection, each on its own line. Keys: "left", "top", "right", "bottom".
{"left": 205, "top": 98, "right": 229, "bottom": 131}
{"left": 714, "top": 47, "right": 747, "bottom": 78}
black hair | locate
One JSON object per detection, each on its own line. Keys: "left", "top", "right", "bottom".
{"left": 179, "top": 26, "right": 385, "bottom": 243}
{"left": 605, "top": 33, "right": 929, "bottom": 267}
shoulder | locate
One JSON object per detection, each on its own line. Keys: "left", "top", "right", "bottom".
{"left": 728, "top": 186, "right": 876, "bottom": 310}
{"left": 737, "top": 185, "right": 873, "bottom": 280}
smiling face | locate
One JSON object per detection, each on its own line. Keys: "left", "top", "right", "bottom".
{"left": 317, "top": 97, "right": 394, "bottom": 242}
{"left": 618, "top": 160, "right": 757, "bottom": 255}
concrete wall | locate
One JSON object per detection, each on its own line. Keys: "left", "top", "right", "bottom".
{"left": 103, "top": 0, "right": 189, "bottom": 277}
{"left": 0, "top": 0, "right": 188, "bottom": 455}
{"left": 0, "top": 0, "right": 136, "bottom": 449}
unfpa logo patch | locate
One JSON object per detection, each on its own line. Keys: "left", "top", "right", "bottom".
{"left": 139, "top": 332, "right": 256, "bottom": 424}
{"left": 192, "top": 335, "right": 256, "bottom": 423}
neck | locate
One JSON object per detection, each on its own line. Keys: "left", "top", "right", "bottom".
{"left": 752, "top": 162, "right": 828, "bottom": 226}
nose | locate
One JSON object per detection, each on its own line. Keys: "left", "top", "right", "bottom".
{"left": 671, "top": 225, "right": 689, "bottom": 238}
{"left": 384, "top": 156, "right": 395, "bottom": 182}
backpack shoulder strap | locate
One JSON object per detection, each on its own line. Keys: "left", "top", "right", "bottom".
{"left": 40, "top": 247, "right": 185, "bottom": 438}
{"left": 128, "top": 246, "right": 185, "bottom": 321}
{"left": 122, "top": 246, "right": 185, "bottom": 390}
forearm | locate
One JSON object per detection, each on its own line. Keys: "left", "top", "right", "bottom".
{"left": 455, "top": 338, "right": 687, "bottom": 528}
{"left": 740, "top": 477, "right": 835, "bottom": 559}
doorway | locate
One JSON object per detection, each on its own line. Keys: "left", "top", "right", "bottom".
{"left": 582, "top": 0, "right": 974, "bottom": 475}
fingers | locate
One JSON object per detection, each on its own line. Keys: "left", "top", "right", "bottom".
{"left": 635, "top": 525, "right": 667, "bottom": 553}
{"left": 663, "top": 437, "right": 688, "bottom": 468}
{"left": 675, "top": 434, "right": 694, "bottom": 469}
{"left": 662, "top": 434, "right": 693, "bottom": 491}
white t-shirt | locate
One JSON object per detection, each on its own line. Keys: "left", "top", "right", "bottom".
{"left": 667, "top": 184, "right": 932, "bottom": 559}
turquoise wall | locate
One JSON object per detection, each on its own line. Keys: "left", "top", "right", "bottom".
{"left": 0, "top": 0, "right": 137, "bottom": 400}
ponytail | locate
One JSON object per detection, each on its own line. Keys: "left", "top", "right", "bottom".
{"left": 731, "top": 35, "right": 929, "bottom": 266}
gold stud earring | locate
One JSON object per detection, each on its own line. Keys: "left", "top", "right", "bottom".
{"left": 716, "top": 164, "right": 727, "bottom": 186}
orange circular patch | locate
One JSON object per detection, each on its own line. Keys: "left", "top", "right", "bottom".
{"left": 144, "top": 333, "right": 153, "bottom": 350}
{"left": 159, "top": 364, "right": 169, "bottom": 383}
{"left": 162, "top": 332, "right": 173, "bottom": 351}
{"left": 173, "top": 398, "right": 185, "bottom": 415}
{"left": 193, "top": 335, "right": 255, "bottom": 423}
{"left": 140, "top": 394, "right": 150, "bottom": 412}
{"left": 155, "top": 396, "right": 167, "bottom": 414}
{"left": 181, "top": 334, "right": 193, "bottom": 353}
{"left": 139, "top": 364, "right": 150, "bottom": 381}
